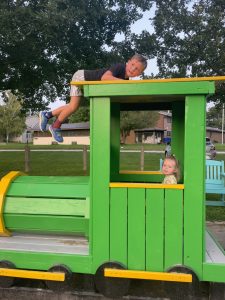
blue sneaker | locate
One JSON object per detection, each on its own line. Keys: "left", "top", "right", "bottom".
{"left": 49, "top": 125, "right": 64, "bottom": 143}
{"left": 39, "top": 111, "right": 49, "bottom": 132}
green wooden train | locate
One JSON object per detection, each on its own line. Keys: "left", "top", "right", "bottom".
{"left": 0, "top": 77, "right": 224, "bottom": 298}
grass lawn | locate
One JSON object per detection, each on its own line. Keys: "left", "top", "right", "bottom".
{"left": 0, "top": 143, "right": 225, "bottom": 221}
{"left": 0, "top": 148, "right": 164, "bottom": 177}
{"left": 0, "top": 151, "right": 89, "bottom": 177}
{"left": 206, "top": 205, "right": 225, "bottom": 221}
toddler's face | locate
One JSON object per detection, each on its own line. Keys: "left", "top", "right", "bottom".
{"left": 126, "top": 59, "right": 145, "bottom": 77}
{"left": 162, "top": 159, "right": 177, "bottom": 176}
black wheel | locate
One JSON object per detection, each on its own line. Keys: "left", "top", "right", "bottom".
{"left": 45, "top": 264, "right": 75, "bottom": 291}
{"left": 94, "top": 262, "right": 130, "bottom": 298}
{"left": 165, "top": 265, "right": 203, "bottom": 299}
{"left": 0, "top": 260, "right": 16, "bottom": 288}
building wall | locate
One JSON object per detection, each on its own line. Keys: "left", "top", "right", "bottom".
{"left": 156, "top": 114, "right": 172, "bottom": 131}
{"left": 206, "top": 130, "right": 225, "bottom": 143}
{"left": 142, "top": 134, "right": 161, "bottom": 144}
{"left": 33, "top": 129, "right": 90, "bottom": 145}
{"left": 33, "top": 136, "right": 90, "bottom": 145}
{"left": 11, "top": 131, "right": 33, "bottom": 143}
{"left": 135, "top": 131, "right": 163, "bottom": 144}
{"left": 123, "top": 130, "right": 135, "bottom": 144}
{"left": 156, "top": 114, "right": 164, "bottom": 129}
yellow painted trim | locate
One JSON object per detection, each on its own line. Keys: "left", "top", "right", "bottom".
{"left": 120, "top": 170, "right": 162, "bottom": 175}
{"left": 0, "top": 268, "right": 65, "bottom": 281}
{"left": 71, "top": 76, "right": 225, "bottom": 86}
{"left": 0, "top": 171, "right": 24, "bottom": 236}
{"left": 104, "top": 268, "right": 192, "bottom": 283}
{"left": 109, "top": 182, "right": 184, "bottom": 189}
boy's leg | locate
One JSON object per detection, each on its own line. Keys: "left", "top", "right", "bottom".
{"left": 49, "top": 70, "right": 84, "bottom": 143}
{"left": 52, "top": 96, "right": 81, "bottom": 125}
{"left": 49, "top": 96, "right": 80, "bottom": 143}
{"left": 40, "top": 96, "right": 80, "bottom": 132}
{"left": 39, "top": 104, "right": 68, "bottom": 132}
{"left": 51, "top": 105, "right": 68, "bottom": 117}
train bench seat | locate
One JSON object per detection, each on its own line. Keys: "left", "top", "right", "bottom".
{"left": 205, "top": 160, "right": 225, "bottom": 206}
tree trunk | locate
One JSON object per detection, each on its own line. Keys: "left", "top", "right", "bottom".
{"left": 121, "top": 131, "right": 126, "bottom": 144}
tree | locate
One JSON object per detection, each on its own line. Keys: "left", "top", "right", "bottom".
{"left": 68, "top": 106, "right": 90, "bottom": 123}
{"left": 0, "top": 0, "right": 154, "bottom": 112}
{"left": 0, "top": 91, "right": 26, "bottom": 143}
{"left": 206, "top": 104, "right": 223, "bottom": 128}
{"left": 120, "top": 111, "right": 158, "bottom": 143}
{"left": 149, "top": 0, "right": 225, "bottom": 102}
{"left": 152, "top": 0, "right": 225, "bottom": 76}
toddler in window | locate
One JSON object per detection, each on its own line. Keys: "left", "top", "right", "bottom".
{"left": 162, "top": 155, "right": 180, "bottom": 184}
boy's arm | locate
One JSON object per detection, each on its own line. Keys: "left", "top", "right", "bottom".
{"left": 101, "top": 70, "right": 124, "bottom": 81}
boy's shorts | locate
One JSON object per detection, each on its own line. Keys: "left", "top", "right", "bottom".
{"left": 70, "top": 70, "right": 85, "bottom": 96}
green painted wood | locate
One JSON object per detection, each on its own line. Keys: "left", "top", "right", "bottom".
{"left": 110, "top": 103, "right": 121, "bottom": 181}
{"left": 0, "top": 250, "right": 92, "bottom": 273}
{"left": 128, "top": 188, "right": 145, "bottom": 270}
{"left": 4, "top": 197, "right": 86, "bottom": 216}
{"left": 164, "top": 189, "right": 183, "bottom": 270}
{"left": 203, "top": 263, "right": 225, "bottom": 282}
{"left": 84, "top": 81, "right": 215, "bottom": 98}
{"left": 115, "top": 173, "right": 164, "bottom": 183}
{"left": 172, "top": 101, "right": 185, "bottom": 180}
{"left": 91, "top": 97, "right": 110, "bottom": 272}
{"left": 110, "top": 188, "right": 127, "bottom": 266}
{"left": 183, "top": 95, "right": 206, "bottom": 278}
{"left": 4, "top": 214, "right": 89, "bottom": 235}
{"left": 85, "top": 197, "right": 90, "bottom": 218}
{"left": 7, "top": 182, "right": 89, "bottom": 198}
{"left": 146, "top": 189, "right": 164, "bottom": 271}
{"left": 120, "top": 102, "right": 172, "bottom": 111}
{"left": 14, "top": 176, "right": 90, "bottom": 184}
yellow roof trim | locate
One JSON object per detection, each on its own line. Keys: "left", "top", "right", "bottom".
{"left": 71, "top": 76, "right": 225, "bottom": 86}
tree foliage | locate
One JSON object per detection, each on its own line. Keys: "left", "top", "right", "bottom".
{"left": 68, "top": 106, "right": 90, "bottom": 123}
{"left": 0, "top": 91, "right": 26, "bottom": 142}
{"left": 206, "top": 104, "right": 224, "bottom": 128}
{"left": 2, "top": 0, "right": 225, "bottom": 113}
{"left": 153, "top": 0, "right": 225, "bottom": 78}
{"left": 0, "top": 0, "right": 154, "bottom": 111}
{"left": 150, "top": 0, "right": 225, "bottom": 103}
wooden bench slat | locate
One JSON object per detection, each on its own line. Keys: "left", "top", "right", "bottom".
{"left": 205, "top": 160, "right": 225, "bottom": 206}
{"left": 206, "top": 160, "right": 225, "bottom": 190}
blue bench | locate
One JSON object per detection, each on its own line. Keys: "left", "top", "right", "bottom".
{"left": 160, "top": 159, "right": 225, "bottom": 206}
{"left": 206, "top": 160, "right": 225, "bottom": 206}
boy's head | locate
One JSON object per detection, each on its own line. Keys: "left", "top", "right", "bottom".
{"left": 162, "top": 155, "right": 180, "bottom": 181}
{"left": 126, "top": 54, "right": 147, "bottom": 78}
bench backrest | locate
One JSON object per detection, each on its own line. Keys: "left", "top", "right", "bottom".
{"left": 206, "top": 160, "right": 225, "bottom": 185}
